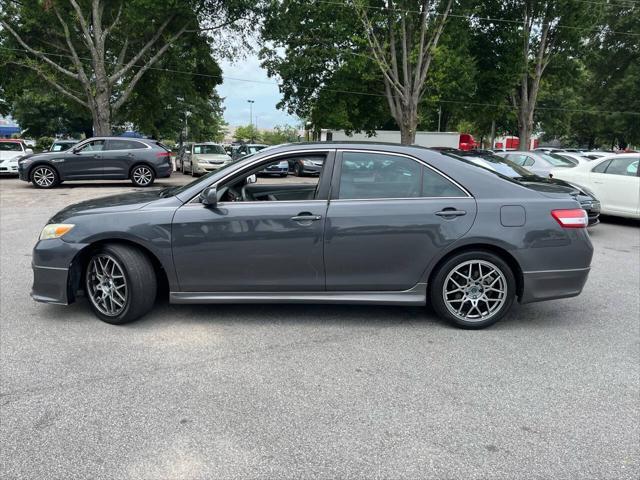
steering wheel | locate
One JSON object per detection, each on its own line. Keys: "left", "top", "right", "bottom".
{"left": 226, "top": 185, "right": 242, "bottom": 202}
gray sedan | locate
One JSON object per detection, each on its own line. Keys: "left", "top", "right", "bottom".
{"left": 496, "top": 150, "right": 576, "bottom": 177}
{"left": 30, "top": 143, "right": 593, "bottom": 329}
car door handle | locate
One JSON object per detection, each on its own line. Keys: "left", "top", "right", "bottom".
{"left": 51, "top": 159, "right": 64, "bottom": 163}
{"left": 291, "top": 214, "right": 322, "bottom": 222}
{"left": 435, "top": 209, "right": 467, "bottom": 218}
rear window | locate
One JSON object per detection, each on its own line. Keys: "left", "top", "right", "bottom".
{"left": 543, "top": 153, "right": 576, "bottom": 167}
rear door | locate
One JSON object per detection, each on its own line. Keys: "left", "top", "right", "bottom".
{"left": 103, "top": 139, "right": 147, "bottom": 179}
{"left": 324, "top": 150, "right": 477, "bottom": 291}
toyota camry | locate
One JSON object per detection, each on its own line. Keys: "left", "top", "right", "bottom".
{"left": 31, "top": 143, "right": 593, "bottom": 329}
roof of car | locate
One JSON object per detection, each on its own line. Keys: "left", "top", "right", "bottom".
{"left": 0, "top": 139, "right": 23, "bottom": 143}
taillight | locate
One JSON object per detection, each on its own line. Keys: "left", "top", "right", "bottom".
{"left": 156, "top": 151, "right": 170, "bottom": 158}
{"left": 551, "top": 209, "right": 588, "bottom": 228}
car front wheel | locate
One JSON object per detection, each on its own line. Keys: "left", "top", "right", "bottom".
{"left": 31, "top": 165, "right": 59, "bottom": 188}
{"left": 85, "top": 244, "right": 157, "bottom": 324}
{"left": 430, "top": 251, "right": 516, "bottom": 329}
{"left": 131, "top": 165, "right": 155, "bottom": 187}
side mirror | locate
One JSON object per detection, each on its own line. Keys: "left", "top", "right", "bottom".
{"left": 26, "top": 148, "right": 34, "bottom": 154}
{"left": 199, "top": 186, "right": 218, "bottom": 207}
{"left": 246, "top": 174, "right": 257, "bottom": 184}
{"left": 72, "top": 147, "right": 80, "bottom": 154}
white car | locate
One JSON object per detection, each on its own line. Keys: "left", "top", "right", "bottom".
{"left": 550, "top": 153, "right": 639, "bottom": 219}
{"left": 0, "top": 139, "right": 33, "bottom": 176}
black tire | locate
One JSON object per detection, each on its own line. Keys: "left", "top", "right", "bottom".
{"left": 85, "top": 244, "right": 157, "bottom": 325}
{"left": 30, "top": 165, "right": 60, "bottom": 189}
{"left": 130, "top": 165, "right": 155, "bottom": 187}
{"left": 280, "top": 173, "right": 288, "bottom": 177}
{"left": 294, "top": 163, "right": 304, "bottom": 177}
{"left": 429, "top": 250, "right": 516, "bottom": 329}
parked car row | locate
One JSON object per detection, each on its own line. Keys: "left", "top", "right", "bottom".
{"left": 0, "top": 139, "right": 33, "bottom": 175}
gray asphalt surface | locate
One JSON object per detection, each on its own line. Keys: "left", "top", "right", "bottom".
{"left": 1, "top": 174, "right": 639, "bottom": 479}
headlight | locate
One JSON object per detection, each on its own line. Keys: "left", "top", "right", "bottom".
{"left": 39, "top": 224, "right": 75, "bottom": 240}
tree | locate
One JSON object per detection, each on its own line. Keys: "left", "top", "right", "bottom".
{"left": 0, "top": 0, "right": 255, "bottom": 135}
{"left": 505, "top": 0, "right": 600, "bottom": 150}
{"left": 234, "top": 124, "right": 261, "bottom": 142}
{"left": 262, "top": 124, "right": 301, "bottom": 145}
{"left": 354, "top": 0, "right": 454, "bottom": 144}
{"left": 261, "top": 0, "right": 455, "bottom": 144}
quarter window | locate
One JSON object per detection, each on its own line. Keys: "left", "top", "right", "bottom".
{"left": 592, "top": 159, "right": 612, "bottom": 173}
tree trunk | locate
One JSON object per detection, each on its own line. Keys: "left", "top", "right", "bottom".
{"left": 399, "top": 123, "right": 416, "bottom": 144}
{"left": 91, "top": 91, "right": 112, "bottom": 136}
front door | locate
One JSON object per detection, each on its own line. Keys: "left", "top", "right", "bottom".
{"left": 172, "top": 151, "right": 335, "bottom": 292}
{"left": 324, "top": 150, "right": 477, "bottom": 291}
{"left": 589, "top": 156, "right": 639, "bottom": 216}
{"left": 62, "top": 139, "right": 105, "bottom": 179}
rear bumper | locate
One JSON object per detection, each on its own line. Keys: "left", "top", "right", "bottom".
{"left": 520, "top": 267, "right": 590, "bottom": 304}
{"left": 156, "top": 164, "right": 173, "bottom": 178}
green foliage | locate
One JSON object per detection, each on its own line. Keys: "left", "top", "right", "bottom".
{"left": 234, "top": 124, "right": 262, "bottom": 142}
{"left": 262, "top": 125, "right": 301, "bottom": 145}
{"left": 36, "top": 136, "right": 54, "bottom": 151}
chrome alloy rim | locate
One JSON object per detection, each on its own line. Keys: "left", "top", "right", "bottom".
{"left": 86, "top": 254, "right": 128, "bottom": 316}
{"left": 442, "top": 260, "right": 507, "bottom": 322}
{"left": 132, "top": 166, "right": 152, "bottom": 185}
{"left": 32, "top": 167, "right": 55, "bottom": 187}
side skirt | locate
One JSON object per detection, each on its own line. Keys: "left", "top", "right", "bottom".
{"left": 170, "top": 283, "right": 427, "bottom": 306}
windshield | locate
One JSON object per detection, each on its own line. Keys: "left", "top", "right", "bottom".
{"left": 541, "top": 153, "right": 576, "bottom": 167}
{"left": 160, "top": 156, "right": 244, "bottom": 197}
{"left": 248, "top": 145, "right": 267, "bottom": 154}
{"left": 51, "top": 142, "right": 74, "bottom": 152}
{"left": 0, "top": 142, "right": 23, "bottom": 152}
{"left": 194, "top": 144, "right": 226, "bottom": 155}
{"left": 445, "top": 152, "right": 537, "bottom": 179}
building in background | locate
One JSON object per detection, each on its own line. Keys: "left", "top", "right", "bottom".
{"left": 0, "top": 116, "right": 21, "bottom": 138}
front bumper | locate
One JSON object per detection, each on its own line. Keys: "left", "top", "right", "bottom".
{"left": 194, "top": 163, "right": 230, "bottom": 174}
{"left": 0, "top": 164, "right": 19, "bottom": 175}
{"left": 581, "top": 200, "right": 601, "bottom": 226}
{"left": 520, "top": 267, "right": 590, "bottom": 304}
{"left": 31, "top": 238, "right": 87, "bottom": 305}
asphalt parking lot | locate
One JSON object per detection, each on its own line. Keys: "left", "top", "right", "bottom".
{"left": 1, "top": 174, "right": 638, "bottom": 479}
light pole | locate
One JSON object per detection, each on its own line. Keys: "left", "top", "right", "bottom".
{"left": 184, "top": 111, "right": 192, "bottom": 141}
{"left": 247, "top": 100, "right": 255, "bottom": 142}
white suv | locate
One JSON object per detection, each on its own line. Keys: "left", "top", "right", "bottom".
{"left": 0, "top": 140, "right": 33, "bottom": 176}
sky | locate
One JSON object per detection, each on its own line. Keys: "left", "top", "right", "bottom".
{"left": 217, "top": 54, "right": 300, "bottom": 130}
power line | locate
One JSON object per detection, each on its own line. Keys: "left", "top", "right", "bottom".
{"left": 312, "top": 0, "right": 640, "bottom": 37}
{"left": 1, "top": 46, "right": 639, "bottom": 116}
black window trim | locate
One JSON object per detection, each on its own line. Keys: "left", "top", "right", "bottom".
{"left": 330, "top": 149, "right": 472, "bottom": 201}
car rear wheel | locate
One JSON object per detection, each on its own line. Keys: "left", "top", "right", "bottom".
{"left": 31, "top": 165, "right": 59, "bottom": 188}
{"left": 430, "top": 251, "right": 516, "bottom": 329}
{"left": 85, "top": 244, "right": 157, "bottom": 325}
{"left": 131, "top": 165, "right": 155, "bottom": 187}
{"left": 294, "top": 163, "right": 304, "bottom": 177}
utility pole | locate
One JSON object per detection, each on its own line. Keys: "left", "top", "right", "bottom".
{"left": 437, "top": 105, "right": 442, "bottom": 133}
{"left": 247, "top": 99, "right": 255, "bottom": 142}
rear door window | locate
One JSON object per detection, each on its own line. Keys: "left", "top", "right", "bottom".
{"left": 604, "top": 157, "right": 639, "bottom": 176}
{"left": 337, "top": 152, "right": 465, "bottom": 199}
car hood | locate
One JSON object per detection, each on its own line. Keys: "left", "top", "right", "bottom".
{"left": 0, "top": 150, "right": 25, "bottom": 161}
{"left": 49, "top": 190, "right": 163, "bottom": 222}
